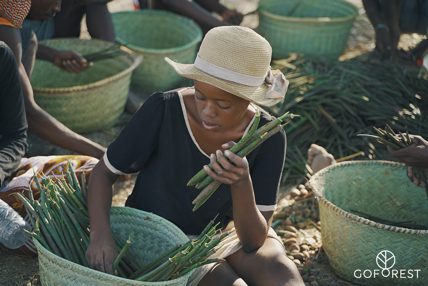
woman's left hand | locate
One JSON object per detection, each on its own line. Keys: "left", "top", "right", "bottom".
{"left": 203, "top": 142, "right": 250, "bottom": 187}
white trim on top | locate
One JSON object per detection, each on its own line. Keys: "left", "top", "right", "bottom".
{"left": 257, "top": 204, "right": 277, "bottom": 212}
{"left": 103, "top": 152, "right": 125, "bottom": 175}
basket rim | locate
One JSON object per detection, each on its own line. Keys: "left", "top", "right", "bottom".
{"left": 309, "top": 160, "right": 428, "bottom": 235}
{"left": 34, "top": 206, "right": 195, "bottom": 285}
{"left": 32, "top": 38, "right": 142, "bottom": 94}
{"left": 259, "top": 0, "right": 358, "bottom": 23}
{"left": 112, "top": 10, "right": 203, "bottom": 55}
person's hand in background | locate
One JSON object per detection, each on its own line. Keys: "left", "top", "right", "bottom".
{"left": 52, "top": 50, "right": 93, "bottom": 73}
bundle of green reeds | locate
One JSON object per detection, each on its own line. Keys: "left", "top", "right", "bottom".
{"left": 359, "top": 124, "right": 428, "bottom": 196}
{"left": 188, "top": 110, "right": 299, "bottom": 211}
{"left": 15, "top": 163, "right": 230, "bottom": 281}
{"left": 266, "top": 54, "right": 428, "bottom": 184}
{"left": 82, "top": 42, "right": 124, "bottom": 62}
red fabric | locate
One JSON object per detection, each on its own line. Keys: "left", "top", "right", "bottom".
{"left": 0, "top": 0, "right": 31, "bottom": 29}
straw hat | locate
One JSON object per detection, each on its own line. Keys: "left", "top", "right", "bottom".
{"left": 165, "top": 26, "right": 289, "bottom": 107}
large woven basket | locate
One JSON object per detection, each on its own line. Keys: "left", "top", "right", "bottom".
{"left": 34, "top": 207, "right": 194, "bottom": 286}
{"left": 309, "top": 161, "right": 428, "bottom": 285}
{"left": 30, "top": 38, "right": 142, "bottom": 133}
{"left": 112, "top": 10, "right": 202, "bottom": 93}
{"left": 257, "top": 0, "right": 358, "bottom": 59}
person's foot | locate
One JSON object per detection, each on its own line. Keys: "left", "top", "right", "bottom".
{"left": 307, "top": 144, "right": 336, "bottom": 174}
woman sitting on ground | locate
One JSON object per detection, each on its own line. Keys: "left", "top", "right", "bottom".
{"left": 85, "top": 26, "right": 304, "bottom": 286}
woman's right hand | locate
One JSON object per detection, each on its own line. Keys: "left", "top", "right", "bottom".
{"left": 85, "top": 231, "right": 118, "bottom": 275}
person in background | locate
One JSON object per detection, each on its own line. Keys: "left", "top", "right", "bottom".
{"left": 135, "top": 0, "right": 243, "bottom": 32}
{"left": 362, "top": 0, "right": 428, "bottom": 61}
{"left": 388, "top": 135, "right": 428, "bottom": 188}
{"left": 53, "top": 0, "right": 143, "bottom": 113}
{"left": 0, "top": 42, "right": 28, "bottom": 187}
{"left": 0, "top": 0, "right": 106, "bottom": 159}
{"left": 53, "top": 0, "right": 116, "bottom": 42}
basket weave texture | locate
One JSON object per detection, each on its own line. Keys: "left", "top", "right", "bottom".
{"left": 310, "top": 160, "right": 428, "bottom": 285}
{"left": 257, "top": 0, "right": 358, "bottom": 59}
{"left": 30, "top": 38, "right": 141, "bottom": 133}
{"left": 34, "top": 207, "right": 194, "bottom": 286}
{"left": 112, "top": 10, "right": 202, "bottom": 93}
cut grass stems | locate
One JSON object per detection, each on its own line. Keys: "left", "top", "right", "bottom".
{"left": 15, "top": 163, "right": 232, "bottom": 281}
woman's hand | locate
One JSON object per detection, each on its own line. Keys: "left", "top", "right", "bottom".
{"left": 221, "top": 9, "right": 243, "bottom": 25}
{"left": 52, "top": 50, "right": 93, "bottom": 73}
{"left": 406, "top": 166, "right": 427, "bottom": 188}
{"left": 203, "top": 141, "right": 250, "bottom": 187}
{"left": 85, "top": 231, "right": 118, "bottom": 275}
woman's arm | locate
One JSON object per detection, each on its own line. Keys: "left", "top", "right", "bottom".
{"left": 204, "top": 149, "right": 270, "bottom": 252}
{"left": 85, "top": 158, "right": 120, "bottom": 274}
{"left": 0, "top": 25, "right": 106, "bottom": 159}
{"left": 163, "top": 0, "right": 229, "bottom": 29}
{"left": 37, "top": 43, "right": 92, "bottom": 73}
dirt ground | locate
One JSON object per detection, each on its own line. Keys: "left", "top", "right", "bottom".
{"left": 1, "top": 0, "right": 426, "bottom": 285}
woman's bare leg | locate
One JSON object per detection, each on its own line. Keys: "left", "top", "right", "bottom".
{"left": 226, "top": 237, "right": 305, "bottom": 286}
{"left": 198, "top": 261, "right": 247, "bottom": 286}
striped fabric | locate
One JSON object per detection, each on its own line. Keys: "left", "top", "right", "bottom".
{"left": 0, "top": 0, "right": 31, "bottom": 28}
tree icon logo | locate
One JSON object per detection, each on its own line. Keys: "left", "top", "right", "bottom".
{"left": 376, "top": 250, "right": 395, "bottom": 270}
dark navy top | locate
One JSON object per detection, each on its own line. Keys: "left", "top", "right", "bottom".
{"left": 104, "top": 91, "right": 286, "bottom": 235}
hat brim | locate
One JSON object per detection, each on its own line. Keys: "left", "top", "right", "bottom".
{"left": 165, "top": 58, "right": 283, "bottom": 107}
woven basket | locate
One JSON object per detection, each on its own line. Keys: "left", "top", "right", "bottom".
{"left": 257, "top": 0, "right": 358, "bottom": 59}
{"left": 112, "top": 10, "right": 202, "bottom": 93}
{"left": 309, "top": 160, "right": 428, "bottom": 285}
{"left": 34, "top": 207, "right": 194, "bottom": 285}
{"left": 30, "top": 38, "right": 142, "bottom": 133}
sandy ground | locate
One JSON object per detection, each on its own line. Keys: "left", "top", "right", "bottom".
{"left": 1, "top": 0, "right": 426, "bottom": 285}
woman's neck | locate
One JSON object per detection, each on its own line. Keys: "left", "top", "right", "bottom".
{"left": 180, "top": 87, "right": 255, "bottom": 156}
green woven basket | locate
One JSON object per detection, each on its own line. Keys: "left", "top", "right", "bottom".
{"left": 309, "top": 161, "right": 428, "bottom": 285}
{"left": 34, "top": 207, "right": 194, "bottom": 285}
{"left": 112, "top": 10, "right": 202, "bottom": 93}
{"left": 30, "top": 38, "right": 142, "bottom": 133}
{"left": 257, "top": 0, "right": 358, "bottom": 59}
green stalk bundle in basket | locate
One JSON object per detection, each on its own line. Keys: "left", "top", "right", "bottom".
{"left": 15, "top": 163, "right": 231, "bottom": 282}
{"left": 358, "top": 124, "right": 428, "bottom": 197}
{"left": 188, "top": 110, "right": 300, "bottom": 211}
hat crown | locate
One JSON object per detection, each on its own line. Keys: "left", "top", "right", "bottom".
{"left": 197, "top": 26, "right": 272, "bottom": 78}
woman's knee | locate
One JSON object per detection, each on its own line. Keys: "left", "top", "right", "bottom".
{"left": 197, "top": 261, "right": 247, "bottom": 286}
{"left": 252, "top": 240, "right": 304, "bottom": 286}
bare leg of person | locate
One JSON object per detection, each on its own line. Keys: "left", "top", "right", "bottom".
{"left": 226, "top": 237, "right": 305, "bottom": 286}
{"left": 197, "top": 262, "right": 247, "bottom": 286}
{"left": 85, "top": 3, "right": 116, "bottom": 42}
{"left": 22, "top": 32, "right": 37, "bottom": 78}
{"left": 54, "top": 0, "right": 85, "bottom": 38}
{"left": 380, "top": 0, "right": 404, "bottom": 50}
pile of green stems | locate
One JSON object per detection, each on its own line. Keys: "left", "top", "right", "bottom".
{"left": 265, "top": 55, "right": 428, "bottom": 184}
{"left": 188, "top": 111, "right": 299, "bottom": 211}
{"left": 15, "top": 163, "right": 228, "bottom": 281}
{"left": 359, "top": 124, "right": 428, "bottom": 196}
{"left": 82, "top": 41, "right": 123, "bottom": 62}
{"left": 128, "top": 219, "right": 231, "bottom": 281}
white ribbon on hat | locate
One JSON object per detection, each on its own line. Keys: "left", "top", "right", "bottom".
{"left": 264, "top": 68, "right": 289, "bottom": 99}
{"left": 194, "top": 55, "right": 288, "bottom": 99}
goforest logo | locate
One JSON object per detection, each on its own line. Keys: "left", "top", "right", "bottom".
{"left": 354, "top": 250, "right": 421, "bottom": 279}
